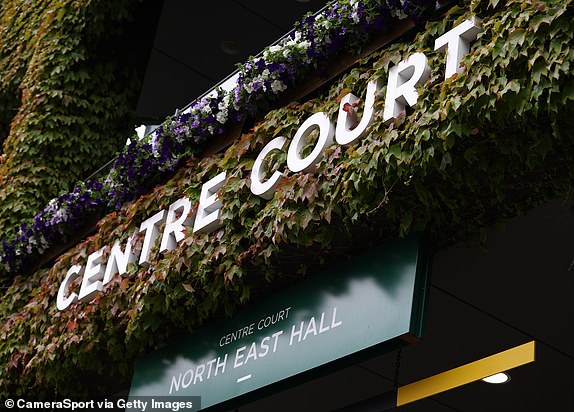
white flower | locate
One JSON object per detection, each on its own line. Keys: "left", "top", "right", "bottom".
{"left": 268, "top": 45, "right": 282, "bottom": 54}
{"left": 390, "top": 8, "right": 408, "bottom": 19}
{"left": 271, "top": 80, "right": 287, "bottom": 93}
{"left": 46, "top": 199, "right": 58, "bottom": 212}
{"left": 174, "top": 126, "right": 189, "bottom": 143}
{"left": 284, "top": 31, "right": 310, "bottom": 52}
{"left": 216, "top": 110, "right": 228, "bottom": 124}
{"left": 387, "top": 0, "right": 408, "bottom": 19}
{"left": 316, "top": 13, "right": 331, "bottom": 29}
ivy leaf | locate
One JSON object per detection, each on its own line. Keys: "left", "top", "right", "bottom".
{"left": 508, "top": 29, "right": 526, "bottom": 47}
{"left": 337, "top": 88, "right": 353, "bottom": 102}
{"left": 66, "top": 320, "right": 78, "bottom": 333}
{"left": 399, "top": 211, "right": 413, "bottom": 236}
{"left": 119, "top": 277, "right": 130, "bottom": 292}
{"left": 440, "top": 152, "right": 452, "bottom": 170}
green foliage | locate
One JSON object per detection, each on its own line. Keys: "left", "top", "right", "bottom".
{"left": 1, "top": 0, "right": 573, "bottom": 399}
{"left": 0, "top": 0, "right": 143, "bottom": 240}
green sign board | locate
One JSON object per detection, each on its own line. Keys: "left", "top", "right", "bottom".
{"left": 129, "top": 236, "right": 430, "bottom": 410}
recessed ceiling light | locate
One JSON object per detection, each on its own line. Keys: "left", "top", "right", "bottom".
{"left": 482, "top": 372, "right": 510, "bottom": 384}
{"left": 220, "top": 41, "right": 240, "bottom": 56}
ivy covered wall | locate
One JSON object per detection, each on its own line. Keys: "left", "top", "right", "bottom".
{"left": 0, "top": 0, "right": 573, "bottom": 400}
{"left": 0, "top": 0, "right": 144, "bottom": 241}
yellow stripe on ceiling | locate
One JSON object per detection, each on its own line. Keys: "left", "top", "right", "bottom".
{"left": 397, "top": 341, "right": 536, "bottom": 406}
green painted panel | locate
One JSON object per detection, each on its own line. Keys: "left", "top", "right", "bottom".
{"left": 129, "top": 235, "right": 430, "bottom": 410}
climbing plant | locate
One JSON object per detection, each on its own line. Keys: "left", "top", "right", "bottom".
{"left": 0, "top": 0, "right": 144, "bottom": 251}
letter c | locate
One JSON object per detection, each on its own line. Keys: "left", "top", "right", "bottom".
{"left": 287, "top": 112, "right": 334, "bottom": 173}
{"left": 250, "top": 136, "right": 287, "bottom": 200}
{"left": 57, "top": 264, "right": 83, "bottom": 311}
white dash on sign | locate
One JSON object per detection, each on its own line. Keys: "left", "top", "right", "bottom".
{"left": 237, "top": 374, "right": 252, "bottom": 383}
